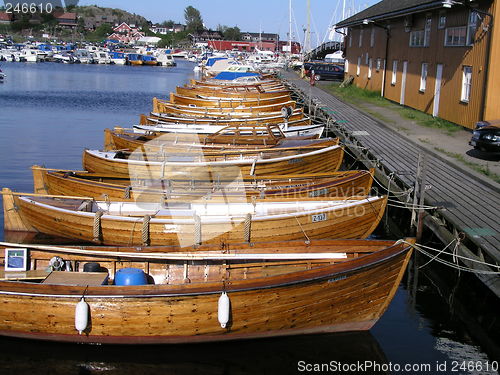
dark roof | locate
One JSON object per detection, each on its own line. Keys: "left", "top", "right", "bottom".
{"left": 336, "top": 0, "right": 461, "bottom": 27}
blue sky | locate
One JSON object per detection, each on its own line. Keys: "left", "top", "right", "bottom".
{"left": 78, "top": 0, "right": 378, "bottom": 47}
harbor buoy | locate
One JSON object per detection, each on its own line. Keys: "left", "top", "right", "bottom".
{"left": 218, "top": 292, "right": 230, "bottom": 328}
{"left": 75, "top": 297, "right": 89, "bottom": 334}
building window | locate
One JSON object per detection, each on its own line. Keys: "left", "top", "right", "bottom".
{"left": 461, "top": 66, "right": 472, "bottom": 102}
{"left": 409, "top": 30, "right": 425, "bottom": 47}
{"left": 467, "top": 11, "right": 479, "bottom": 45}
{"left": 420, "top": 63, "right": 428, "bottom": 92}
{"left": 424, "top": 16, "right": 431, "bottom": 46}
{"left": 359, "top": 29, "right": 363, "bottom": 47}
{"left": 357, "top": 56, "right": 361, "bottom": 76}
{"left": 345, "top": 59, "right": 349, "bottom": 73}
{"left": 349, "top": 31, "right": 352, "bottom": 47}
{"left": 445, "top": 26, "right": 466, "bottom": 46}
{"left": 438, "top": 11, "right": 446, "bottom": 29}
{"left": 370, "top": 26, "right": 375, "bottom": 47}
{"left": 391, "top": 60, "right": 397, "bottom": 84}
{"left": 365, "top": 53, "right": 369, "bottom": 65}
{"left": 376, "top": 58, "right": 381, "bottom": 72}
{"left": 368, "top": 58, "right": 372, "bottom": 79}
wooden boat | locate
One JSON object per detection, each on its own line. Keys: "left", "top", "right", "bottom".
{"left": 106, "top": 126, "right": 327, "bottom": 151}
{"left": 153, "top": 97, "right": 297, "bottom": 115}
{"left": 32, "top": 166, "right": 374, "bottom": 201}
{"left": 81, "top": 144, "right": 343, "bottom": 179}
{"left": 0, "top": 238, "right": 413, "bottom": 344}
{"left": 176, "top": 86, "right": 290, "bottom": 99}
{"left": 189, "top": 78, "right": 280, "bottom": 88}
{"left": 2, "top": 189, "right": 387, "bottom": 246}
{"left": 169, "top": 93, "right": 292, "bottom": 108}
{"left": 144, "top": 110, "right": 306, "bottom": 125}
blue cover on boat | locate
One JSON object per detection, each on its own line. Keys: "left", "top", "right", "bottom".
{"left": 206, "top": 57, "right": 226, "bottom": 67}
{"left": 214, "top": 71, "right": 260, "bottom": 80}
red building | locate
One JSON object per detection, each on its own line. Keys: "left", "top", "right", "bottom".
{"left": 207, "top": 40, "right": 276, "bottom": 52}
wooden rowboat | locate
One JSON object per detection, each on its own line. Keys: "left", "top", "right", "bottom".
{"left": 82, "top": 145, "right": 344, "bottom": 179}
{"left": 169, "top": 93, "right": 292, "bottom": 108}
{"left": 31, "top": 166, "right": 374, "bottom": 201}
{"left": 153, "top": 97, "right": 297, "bottom": 115}
{"left": 2, "top": 189, "right": 387, "bottom": 246}
{"left": 0, "top": 238, "right": 413, "bottom": 344}
{"left": 142, "top": 111, "right": 307, "bottom": 126}
{"left": 104, "top": 128, "right": 333, "bottom": 153}
{"left": 176, "top": 85, "right": 290, "bottom": 98}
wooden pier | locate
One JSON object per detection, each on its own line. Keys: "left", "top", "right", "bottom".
{"left": 280, "top": 70, "right": 500, "bottom": 297}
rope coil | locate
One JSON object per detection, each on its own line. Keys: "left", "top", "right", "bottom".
{"left": 194, "top": 214, "right": 202, "bottom": 246}
{"left": 244, "top": 213, "right": 252, "bottom": 243}
{"left": 142, "top": 215, "right": 151, "bottom": 246}
{"left": 93, "top": 210, "right": 104, "bottom": 242}
{"left": 124, "top": 186, "right": 132, "bottom": 199}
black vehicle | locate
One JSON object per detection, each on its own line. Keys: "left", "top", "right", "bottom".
{"left": 304, "top": 62, "right": 344, "bottom": 81}
{"left": 469, "top": 120, "right": 500, "bottom": 153}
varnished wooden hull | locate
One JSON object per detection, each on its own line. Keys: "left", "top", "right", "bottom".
{"left": 7, "top": 193, "right": 387, "bottom": 246}
{"left": 145, "top": 111, "right": 307, "bottom": 125}
{"left": 104, "top": 128, "right": 335, "bottom": 153}
{"left": 170, "top": 92, "right": 292, "bottom": 108}
{"left": 0, "top": 239, "right": 412, "bottom": 344}
{"left": 176, "top": 86, "right": 290, "bottom": 99}
{"left": 153, "top": 97, "right": 297, "bottom": 115}
{"left": 82, "top": 145, "right": 344, "bottom": 179}
{"left": 32, "top": 166, "right": 374, "bottom": 201}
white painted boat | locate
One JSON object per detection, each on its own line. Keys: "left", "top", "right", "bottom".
{"left": 133, "top": 122, "right": 324, "bottom": 138}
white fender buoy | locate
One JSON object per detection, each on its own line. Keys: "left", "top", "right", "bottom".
{"left": 218, "top": 292, "right": 230, "bottom": 329}
{"left": 75, "top": 297, "right": 89, "bottom": 334}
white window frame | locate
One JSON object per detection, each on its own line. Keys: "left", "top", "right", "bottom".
{"left": 357, "top": 56, "right": 361, "bottom": 76}
{"left": 370, "top": 26, "right": 375, "bottom": 47}
{"left": 376, "top": 58, "right": 381, "bottom": 72}
{"left": 461, "top": 66, "right": 472, "bottom": 103}
{"left": 345, "top": 58, "right": 349, "bottom": 73}
{"left": 368, "top": 58, "right": 372, "bottom": 79}
{"left": 420, "top": 63, "right": 428, "bottom": 92}
{"left": 359, "top": 29, "right": 363, "bottom": 47}
{"left": 444, "top": 26, "right": 467, "bottom": 46}
{"left": 424, "top": 16, "right": 432, "bottom": 47}
{"left": 391, "top": 60, "right": 397, "bottom": 85}
{"left": 409, "top": 30, "right": 425, "bottom": 47}
{"left": 466, "top": 11, "right": 479, "bottom": 45}
{"left": 438, "top": 11, "right": 446, "bottom": 29}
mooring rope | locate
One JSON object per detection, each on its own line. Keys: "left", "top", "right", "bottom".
{"left": 194, "top": 214, "right": 202, "bottom": 246}
{"left": 396, "top": 239, "right": 500, "bottom": 275}
{"left": 141, "top": 215, "right": 151, "bottom": 246}
{"left": 243, "top": 213, "right": 252, "bottom": 243}
{"left": 93, "top": 210, "right": 104, "bottom": 242}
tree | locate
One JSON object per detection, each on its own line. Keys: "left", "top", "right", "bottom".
{"left": 223, "top": 26, "right": 241, "bottom": 41}
{"left": 161, "top": 20, "right": 175, "bottom": 28}
{"left": 184, "top": 6, "right": 203, "bottom": 32}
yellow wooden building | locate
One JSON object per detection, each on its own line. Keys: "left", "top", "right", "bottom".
{"left": 336, "top": 0, "right": 500, "bottom": 129}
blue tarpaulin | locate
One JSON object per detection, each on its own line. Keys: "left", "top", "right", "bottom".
{"left": 213, "top": 71, "right": 260, "bottom": 80}
{"left": 205, "top": 57, "right": 227, "bottom": 67}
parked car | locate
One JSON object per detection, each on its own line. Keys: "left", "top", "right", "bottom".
{"left": 469, "top": 120, "right": 500, "bottom": 153}
{"left": 304, "top": 62, "right": 344, "bottom": 81}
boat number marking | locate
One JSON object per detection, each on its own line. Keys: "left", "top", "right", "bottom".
{"left": 309, "top": 188, "right": 329, "bottom": 197}
{"left": 328, "top": 275, "right": 347, "bottom": 283}
{"left": 311, "top": 213, "right": 327, "bottom": 222}
{"left": 288, "top": 157, "right": 304, "bottom": 164}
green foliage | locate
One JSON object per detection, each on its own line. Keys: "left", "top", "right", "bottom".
{"left": 184, "top": 6, "right": 203, "bottom": 32}
{"left": 220, "top": 26, "right": 241, "bottom": 41}
{"left": 161, "top": 20, "right": 175, "bottom": 28}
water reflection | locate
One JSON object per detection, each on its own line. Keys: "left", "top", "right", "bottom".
{"left": 0, "top": 332, "right": 388, "bottom": 375}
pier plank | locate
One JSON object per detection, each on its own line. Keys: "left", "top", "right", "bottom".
{"left": 282, "top": 71, "right": 500, "bottom": 271}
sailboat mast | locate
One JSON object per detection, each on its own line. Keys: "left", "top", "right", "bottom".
{"left": 288, "top": 0, "right": 292, "bottom": 56}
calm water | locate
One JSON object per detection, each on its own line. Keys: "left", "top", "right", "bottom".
{"left": 0, "top": 61, "right": 498, "bottom": 374}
